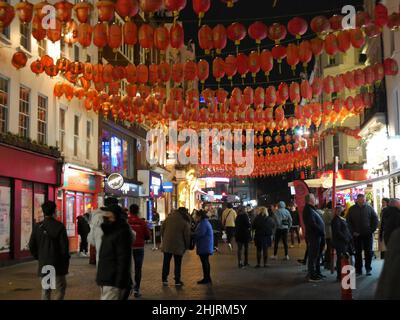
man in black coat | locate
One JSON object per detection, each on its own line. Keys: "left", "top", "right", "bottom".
{"left": 235, "top": 208, "right": 251, "bottom": 268}
{"left": 380, "top": 198, "right": 400, "bottom": 248}
{"left": 29, "top": 201, "right": 70, "bottom": 300}
{"left": 302, "top": 194, "right": 325, "bottom": 282}
{"left": 346, "top": 194, "right": 378, "bottom": 276}
{"left": 96, "top": 204, "right": 133, "bottom": 300}
{"left": 77, "top": 211, "right": 91, "bottom": 256}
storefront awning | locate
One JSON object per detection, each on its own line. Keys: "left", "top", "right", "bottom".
{"left": 335, "top": 169, "right": 400, "bottom": 191}
{"left": 303, "top": 178, "right": 360, "bottom": 189}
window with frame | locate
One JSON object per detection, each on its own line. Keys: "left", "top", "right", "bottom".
{"left": 0, "top": 75, "right": 9, "bottom": 134}
{"left": 1, "top": 0, "right": 10, "bottom": 39}
{"left": 74, "top": 115, "right": 80, "bottom": 157}
{"left": 59, "top": 107, "right": 66, "bottom": 152}
{"left": 37, "top": 95, "right": 48, "bottom": 144}
{"left": 20, "top": 22, "right": 31, "bottom": 52}
{"left": 37, "top": 39, "right": 47, "bottom": 57}
{"left": 19, "top": 86, "right": 30, "bottom": 138}
{"left": 86, "top": 120, "right": 92, "bottom": 160}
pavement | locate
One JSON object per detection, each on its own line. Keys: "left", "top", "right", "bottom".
{"left": 0, "top": 242, "right": 382, "bottom": 300}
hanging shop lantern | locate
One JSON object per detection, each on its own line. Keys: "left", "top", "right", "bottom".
{"left": 33, "top": 1, "right": 49, "bottom": 19}
{"left": 108, "top": 82, "right": 120, "bottom": 95}
{"left": 102, "top": 63, "right": 114, "bottom": 83}
{"left": 154, "top": 25, "right": 169, "bottom": 51}
{"left": 345, "top": 96, "right": 355, "bottom": 112}
{"left": 248, "top": 21, "right": 267, "bottom": 48}
{"left": 354, "top": 68, "right": 366, "bottom": 87}
{"left": 265, "top": 86, "right": 277, "bottom": 107}
{"left": 312, "top": 77, "right": 323, "bottom": 97}
{"left": 192, "top": 0, "right": 210, "bottom": 25}
{"left": 139, "top": 23, "right": 154, "bottom": 49}
{"left": 112, "top": 65, "right": 126, "bottom": 81}
{"left": 300, "top": 80, "right": 312, "bottom": 101}
{"left": 15, "top": 1, "right": 34, "bottom": 24}
{"left": 93, "top": 22, "right": 108, "bottom": 49}
{"left": 45, "top": 65, "right": 59, "bottom": 78}
{"left": 69, "top": 61, "right": 84, "bottom": 75}
{"left": 32, "top": 14, "right": 46, "bottom": 42}
{"left": 158, "top": 61, "right": 171, "bottom": 83}
{"left": 349, "top": 28, "right": 365, "bottom": 49}
{"left": 343, "top": 70, "right": 355, "bottom": 90}
{"left": 310, "top": 15, "right": 330, "bottom": 36}
{"left": 323, "top": 76, "right": 334, "bottom": 95}
{"left": 124, "top": 20, "right": 138, "bottom": 46}
{"left": 64, "top": 20, "right": 78, "bottom": 47}
{"left": 356, "top": 11, "right": 371, "bottom": 28}
{"left": 126, "top": 84, "right": 137, "bottom": 97}
{"left": 268, "top": 23, "right": 287, "bottom": 45}
{"left": 329, "top": 14, "right": 343, "bottom": 31}
{"left": 275, "top": 105, "right": 285, "bottom": 122}
{"left": 310, "top": 37, "right": 324, "bottom": 56}
{"left": 96, "top": 0, "right": 115, "bottom": 22}
{"left": 54, "top": 82, "right": 64, "bottom": 98}
{"left": 243, "top": 87, "right": 254, "bottom": 106}
{"left": 287, "top": 16, "right": 308, "bottom": 40}
{"left": 170, "top": 23, "right": 184, "bottom": 49}
{"left": 213, "top": 24, "right": 227, "bottom": 54}
{"left": 373, "top": 63, "right": 385, "bottom": 84}
{"left": 54, "top": 0, "right": 73, "bottom": 24}
{"left": 324, "top": 33, "right": 339, "bottom": 57}
{"left": 184, "top": 60, "right": 197, "bottom": 82}
{"left": 337, "top": 30, "right": 351, "bottom": 53}
{"left": 375, "top": 3, "right": 388, "bottom": 29}
{"left": 333, "top": 98, "right": 343, "bottom": 113}
{"left": 254, "top": 87, "right": 265, "bottom": 107}
{"left": 31, "top": 59, "right": 44, "bottom": 75}
{"left": 298, "top": 40, "right": 312, "bottom": 71}
{"left": 164, "top": 0, "right": 187, "bottom": 19}
{"left": 139, "top": 0, "right": 163, "bottom": 14}
{"left": 92, "top": 63, "right": 104, "bottom": 82}
{"left": 41, "top": 55, "right": 54, "bottom": 68}
{"left": 289, "top": 82, "right": 300, "bottom": 105}
{"left": 47, "top": 19, "right": 62, "bottom": 43}
{"left": 248, "top": 51, "right": 261, "bottom": 82}
{"left": 236, "top": 53, "right": 249, "bottom": 82}
{"left": 172, "top": 63, "right": 184, "bottom": 84}
{"left": 125, "top": 63, "right": 137, "bottom": 83}
{"left": 73, "top": 0, "right": 92, "bottom": 24}
{"left": 224, "top": 54, "right": 237, "bottom": 84}
{"left": 278, "top": 82, "right": 289, "bottom": 104}
{"left": 212, "top": 57, "right": 225, "bottom": 84}
{"left": 333, "top": 74, "right": 345, "bottom": 92}
{"left": 116, "top": 0, "right": 139, "bottom": 21}
{"left": 108, "top": 23, "right": 122, "bottom": 51}
{"left": 77, "top": 22, "right": 92, "bottom": 48}
{"left": 197, "top": 59, "right": 209, "bottom": 85}
{"left": 227, "top": 22, "right": 246, "bottom": 53}
{"left": 137, "top": 64, "right": 149, "bottom": 84}
{"left": 83, "top": 62, "right": 93, "bottom": 80}
{"left": 271, "top": 45, "right": 286, "bottom": 73}
{"left": 198, "top": 24, "right": 213, "bottom": 54}
{"left": 260, "top": 49, "right": 273, "bottom": 80}
{"left": 286, "top": 43, "right": 299, "bottom": 74}
{"left": 384, "top": 58, "right": 399, "bottom": 76}
{"left": 12, "top": 51, "right": 28, "bottom": 70}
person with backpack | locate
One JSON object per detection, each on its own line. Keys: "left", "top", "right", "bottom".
{"left": 29, "top": 201, "right": 70, "bottom": 300}
{"left": 77, "top": 211, "right": 91, "bottom": 257}
{"left": 271, "top": 201, "right": 292, "bottom": 260}
{"left": 222, "top": 203, "right": 237, "bottom": 251}
{"left": 253, "top": 207, "right": 276, "bottom": 268}
{"left": 127, "top": 204, "right": 151, "bottom": 298}
{"left": 235, "top": 207, "right": 252, "bottom": 268}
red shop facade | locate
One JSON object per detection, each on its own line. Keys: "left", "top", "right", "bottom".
{"left": 59, "top": 164, "right": 103, "bottom": 253}
{"left": 0, "top": 144, "right": 62, "bottom": 264}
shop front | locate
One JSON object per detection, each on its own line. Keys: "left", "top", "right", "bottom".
{"left": 104, "top": 173, "right": 142, "bottom": 209}
{"left": 138, "top": 170, "right": 163, "bottom": 221}
{"left": 0, "top": 144, "right": 61, "bottom": 263}
{"left": 60, "top": 164, "right": 103, "bottom": 252}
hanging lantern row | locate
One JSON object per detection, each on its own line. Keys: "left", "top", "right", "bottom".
{"left": 317, "top": 126, "right": 362, "bottom": 140}
{"left": 196, "top": 3, "right": 400, "bottom": 55}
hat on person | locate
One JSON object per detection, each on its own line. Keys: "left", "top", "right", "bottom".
{"left": 101, "top": 204, "right": 123, "bottom": 219}
{"left": 104, "top": 197, "right": 119, "bottom": 207}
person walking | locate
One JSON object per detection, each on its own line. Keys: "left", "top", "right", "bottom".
{"left": 222, "top": 203, "right": 237, "bottom": 251}
{"left": 253, "top": 207, "right": 275, "bottom": 268}
{"left": 194, "top": 210, "right": 214, "bottom": 284}
{"left": 271, "top": 201, "right": 292, "bottom": 260}
{"left": 235, "top": 207, "right": 252, "bottom": 268}
{"left": 378, "top": 198, "right": 390, "bottom": 259}
{"left": 77, "top": 211, "right": 91, "bottom": 257}
{"left": 331, "top": 205, "right": 353, "bottom": 281}
{"left": 209, "top": 214, "right": 222, "bottom": 252}
{"left": 29, "top": 201, "right": 70, "bottom": 300}
{"left": 322, "top": 202, "right": 334, "bottom": 269}
{"left": 127, "top": 204, "right": 151, "bottom": 298}
{"left": 380, "top": 199, "right": 400, "bottom": 248}
{"left": 289, "top": 203, "right": 301, "bottom": 247}
{"left": 346, "top": 194, "right": 379, "bottom": 276}
{"left": 96, "top": 204, "right": 134, "bottom": 300}
{"left": 160, "top": 207, "right": 191, "bottom": 286}
{"left": 303, "top": 194, "right": 326, "bottom": 282}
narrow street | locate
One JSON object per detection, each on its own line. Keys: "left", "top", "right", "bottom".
{"left": 0, "top": 243, "right": 382, "bottom": 300}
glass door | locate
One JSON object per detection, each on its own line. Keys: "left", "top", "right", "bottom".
{"left": 20, "top": 181, "right": 33, "bottom": 251}
{"left": 66, "top": 193, "right": 75, "bottom": 237}
{"left": 0, "top": 177, "right": 11, "bottom": 254}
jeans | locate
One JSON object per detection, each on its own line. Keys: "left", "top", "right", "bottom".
{"left": 100, "top": 286, "right": 126, "bottom": 300}
{"left": 225, "top": 227, "right": 235, "bottom": 245}
{"left": 41, "top": 275, "right": 67, "bottom": 300}
{"left": 307, "top": 236, "right": 322, "bottom": 277}
{"left": 199, "top": 254, "right": 211, "bottom": 281}
{"left": 256, "top": 244, "right": 268, "bottom": 265}
{"left": 132, "top": 248, "right": 144, "bottom": 291}
{"left": 162, "top": 253, "right": 182, "bottom": 283}
{"left": 79, "top": 233, "right": 88, "bottom": 253}
{"left": 237, "top": 242, "right": 249, "bottom": 265}
{"left": 274, "top": 229, "right": 289, "bottom": 256}
{"left": 354, "top": 233, "right": 373, "bottom": 273}
{"left": 290, "top": 226, "right": 301, "bottom": 245}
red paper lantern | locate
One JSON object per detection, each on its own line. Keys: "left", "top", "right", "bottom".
{"left": 349, "top": 28, "right": 365, "bottom": 48}
{"left": 31, "top": 59, "right": 44, "bottom": 75}
{"left": 356, "top": 11, "right": 371, "bottom": 28}
{"left": 254, "top": 87, "right": 265, "bottom": 107}
{"left": 197, "top": 59, "right": 209, "bottom": 84}
{"left": 107, "top": 23, "right": 122, "bottom": 51}
{"left": 275, "top": 106, "right": 285, "bottom": 122}
{"left": 112, "top": 66, "right": 126, "bottom": 81}
{"left": 102, "top": 64, "right": 114, "bottom": 83}
{"left": 73, "top": 0, "right": 92, "bottom": 24}
{"left": 271, "top": 45, "right": 286, "bottom": 73}
{"left": 54, "top": 0, "right": 73, "bottom": 23}
{"left": 198, "top": 25, "right": 213, "bottom": 54}
{"left": 192, "top": 0, "right": 210, "bottom": 24}
{"left": 83, "top": 62, "right": 93, "bottom": 80}
{"left": 139, "top": 24, "right": 154, "bottom": 49}
{"left": 323, "top": 76, "right": 334, "bottom": 95}
{"left": 333, "top": 74, "right": 345, "bottom": 92}
{"left": 12, "top": 51, "right": 28, "bottom": 70}
{"left": 41, "top": 55, "right": 54, "bottom": 68}
{"left": 354, "top": 68, "right": 366, "bottom": 87}
{"left": 286, "top": 43, "right": 299, "bottom": 73}
{"left": 260, "top": 49, "right": 273, "bottom": 79}
{"left": 54, "top": 82, "right": 63, "bottom": 98}
{"left": 123, "top": 20, "right": 138, "bottom": 46}
{"left": 298, "top": 40, "right": 312, "bottom": 69}
{"left": 172, "top": 63, "right": 184, "bottom": 84}
{"left": 248, "top": 51, "right": 261, "bottom": 80}
{"left": 287, "top": 17, "right": 308, "bottom": 39}
{"left": 289, "top": 82, "right": 300, "bottom": 105}
{"left": 227, "top": 22, "right": 246, "bottom": 48}
{"left": 32, "top": 14, "right": 46, "bottom": 41}
{"left": 184, "top": 61, "right": 197, "bottom": 81}
{"left": 140, "top": 0, "right": 163, "bottom": 13}
{"left": 15, "top": 1, "right": 34, "bottom": 24}
{"left": 92, "top": 64, "right": 104, "bottom": 82}
{"left": 96, "top": 0, "right": 115, "bottom": 22}
{"left": 343, "top": 71, "right": 355, "bottom": 89}
{"left": 248, "top": 21, "right": 267, "bottom": 45}
{"left": 265, "top": 86, "right": 277, "bottom": 107}
{"left": 224, "top": 54, "right": 237, "bottom": 82}
{"left": 154, "top": 25, "right": 169, "bottom": 51}
{"left": 310, "top": 15, "right": 330, "bottom": 35}
{"left": 64, "top": 20, "right": 78, "bottom": 47}
{"left": 268, "top": 23, "right": 287, "bottom": 44}
{"left": 236, "top": 53, "right": 249, "bottom": 80}
{"left": 384, "top": 58, "right": 399, "bottom": 76}
{"left": 310, "top": 37, "right": 324, "bottom": 56}
{"left": 373, "top": 63, "right": 385, "bottom": 83}
{"left": 324, "top": 33, "right": 339, "bottom": 56}
{"left": 243, "top": 87, "right": 254, "bottom": 106}
{"left": 212, "top": 57, "right": 225, "bottom": 82}
{"left": 93, "top": 22, "right": 108, "bottom": 49}
{"left": 329, "top": 14, "right": 343, "bottom": 31}
{"left": 158, "top": 62, "right": 171, "bottom": 83}
{"left": 312, "top": 78, "right": 323, "bottom": 97}
{"left": 47, "top": 19, "right": 62, "bottom": 43}
{"left": 137, "top": 64, "right": 149, "bottom": 84}
{"left": 116, "top": 0, "right": 139, "bottom": 20}
{"left": 77, "top": 23, "right": 92, "bottom": 47}
{"left": 45, "top": 65, "right": 59, "bottom": 78}
{"left": 278, "top": 82, "right": 289, "bottom": 104}
{"left": 164, "top": 0, "right": 187, "bottom": 17}
{"left": 375, "top": 3, "right": 388, "bottom": 29}
{"left": 126, "top": 84, "right": 137, "bottom": 97}
{"left": 300, "top": 80, "right": 312, "bottom": 101}
{"left": 170, "top": 23, "right": 184, "bottom": 49}
{"left": 213, "top": 24, "right": 227, "bottom": 54}
{"left": 337, "top": 30, "right": 351, "bottom": 53}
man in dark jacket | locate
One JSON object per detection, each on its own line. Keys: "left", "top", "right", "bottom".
{"left": 380, "top": 198, "right": 400, "bottom": 248}
{"left": 96, "top": 204, "right": 133, "bottom": 300}
{"left": 346, "top": 194, "right": 378, "bottom": 276}
{"left": 77, "top": 212, "right": 91, "bottom": 257}
{"left": 235, "top": 207, "right": 252, "bottom": 268}
{"left": 302, "top": 194, "right": 325, "bottom": 282}
{"left": 29, "top": 201, "right": 70, "bottom": 300}
{"left": 331, "top": 205, "right": 353, "bottom": 281}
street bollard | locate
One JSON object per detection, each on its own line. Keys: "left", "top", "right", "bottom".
{"left": 340, "top": 254, "right": 353, "bottom": 300}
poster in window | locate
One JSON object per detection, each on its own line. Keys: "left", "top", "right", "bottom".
{"left": 34, "top": 193, "right": 45, "bottom": 223}
{"left": 0, "top": 186, "right": 11, "bottom": 253}
{"left": 66, "top": 196, "right": 75, "bottom": 237}
{"left": 21, "top": 188, "right": 33, "bottom": 251}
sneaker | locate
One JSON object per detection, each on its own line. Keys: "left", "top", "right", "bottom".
{"left": 162, "top": 280, "right": 168, "bottom": 286}
{"left": 366, "top": 270, "right": 372, "bottom": 276}
{"left": 197, "top": 279, "right": 212, "bottom": 284}
{"left": 356, "top": 272, "right": 363, "bottom": 277}
{"left": 308, "top": 275, "right": 323, "bottom": 283}
{"left": 284, "top": 255, "right": 290, "bottom": 261}
{"left": 238, "top": 263, "right": 243, "bottom": 269}
{"left": 214, "top": 247, "right": 219, "bottom": 252}
{"left": 244, "top": 263, "right": 251, "bottom": 268}
{"left": 317, "top": 273, "right": 326, "bottom": 278}
{"left": 297, "top": 259, "right": 305, "bottom": 265}
{"left": 270, "top": 255, "right": 277, "bottom": 260}
{"left": 228, "top": 243, "right": 233, "bottom": 251}
{"left": 289, "top": 245, "right": 294, "bottom": 248}
{"left": 175, "top": 281, "right": 184, "bottom": 286}
{"left": 134, "top": 291, "right": 142, "bottom": 298}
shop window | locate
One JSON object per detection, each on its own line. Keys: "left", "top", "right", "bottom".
{"left": 74, "top": 115, "right": 80, "bottom": 157}
{"left": 33, "top": 184, "right": 47, "bottom": 223}
{"left": 0, "top": 75, "right": 9, "bottom": 134}
{"left": 86, "top": 120, "right": 92, "bottom": 160}
{"left": 20, "top": 22, "right": 31, "bottom": 52}
{"left": 0, "top": 177, "right": 11, "bottom": 253}
{"left": 59, "top": 107, "right": 66, "bottom": 152}
{"left": 19, "top": 86, "right": 30, "bottom": 139}
{"left": 37, "top": 94, "right": 48, "bottom": 145}
{"left": 102, "top": 130, "right": 111, "bottom": 173}
{"left": 37, "top": 39, "right": 47, "bottom": 57}
{"left": 20, "top": 181, "right": 33, "bottom": 251}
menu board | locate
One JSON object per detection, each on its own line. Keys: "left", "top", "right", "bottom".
{"left": 21, "top": 188, "right": 33, "bottom": 251}
{"left": 0, "top": 186, "right": 11, "bottom": 253}
{"left": 34, "top": 193, "right": 45, "bottom": 223}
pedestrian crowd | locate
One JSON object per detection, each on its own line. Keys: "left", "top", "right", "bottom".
{"left": 27, "top": 192, "right": 400, "bottom": 300}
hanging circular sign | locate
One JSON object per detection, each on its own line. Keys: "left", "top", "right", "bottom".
{"left": 107, "top": 173, "right": 124, "bottom": 190}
